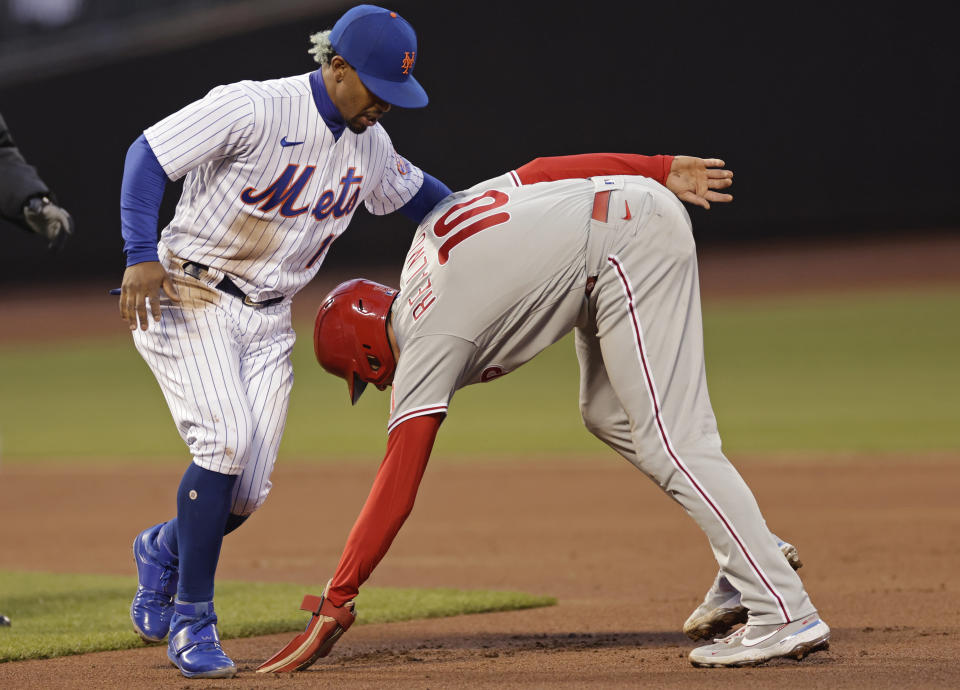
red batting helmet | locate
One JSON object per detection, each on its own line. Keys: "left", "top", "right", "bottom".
{"left": 314, "top": 279, "right": 399, "bottom": 405}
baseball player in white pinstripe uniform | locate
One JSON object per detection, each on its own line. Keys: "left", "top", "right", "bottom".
{"left": 120, "top": 5, "right": 451, "bottom": 679}
{"left": 257, "top": 153, "right": 830, "bottom": 672}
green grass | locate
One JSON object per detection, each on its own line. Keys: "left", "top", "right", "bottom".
{"left": 0, "top": 287, "right": 957, "bottom": 461}
{"left": 702, "top": 289, "right": 960, "bottom": 452}
{"left": 0, "top": 570, "right": 555, "bottom": 663}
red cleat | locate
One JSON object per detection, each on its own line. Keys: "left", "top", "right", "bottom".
{"left": 256, "top": 585, "right": 356, "bottom": 673}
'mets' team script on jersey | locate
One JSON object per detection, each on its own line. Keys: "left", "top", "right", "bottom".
{"left": 145, "top": 73, "right": 424, "bottom": 302}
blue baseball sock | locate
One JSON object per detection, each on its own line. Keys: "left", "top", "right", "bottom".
{"left": 159, "top": 513, "right": 249, "bottom": 558}
{"left": 175, "top": 463, "right": 238, "bottom": 604}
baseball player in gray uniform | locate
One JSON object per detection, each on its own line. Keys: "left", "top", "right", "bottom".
{"left": 257, "top": 152, "right": 830, "bottom": 672}
{"left": 120, "top": 5, "right": 453, "bottom": 679}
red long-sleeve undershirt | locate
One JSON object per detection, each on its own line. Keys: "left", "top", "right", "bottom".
{"left": 327, "top": 414, "right": 443, "bottom": 606}
{"left": 324, "top": 153, "right": 674, "bottom": 607}
{"left": 515, "top": 153, "right": 673, "bottom": 186}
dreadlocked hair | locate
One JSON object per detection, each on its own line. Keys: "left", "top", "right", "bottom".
{"left": 308, "top": 30, "right": 335, "bottom": 66}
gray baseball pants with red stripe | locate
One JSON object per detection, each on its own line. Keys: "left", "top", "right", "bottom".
{"left": 575, "top": 178, "right": 816, "bottom": 625}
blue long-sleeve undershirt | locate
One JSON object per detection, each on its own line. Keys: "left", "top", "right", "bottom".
{"left": 399, "top": 172, "right": 452, "bottom": 224}
{"left": 120, "top": 134, "right": 168, "bottom": 266}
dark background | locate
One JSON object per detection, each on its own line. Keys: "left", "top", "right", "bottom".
{"left": 1, "top": 1, "right": 957, "bottom": 285}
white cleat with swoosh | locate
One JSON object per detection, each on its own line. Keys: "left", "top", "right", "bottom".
{"left": 688, "top": 614, "right": 830, "bottom": 667}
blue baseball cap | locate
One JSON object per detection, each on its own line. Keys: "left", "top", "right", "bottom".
{"left": 330, "top": 4, "right": 428, "bottom": 108}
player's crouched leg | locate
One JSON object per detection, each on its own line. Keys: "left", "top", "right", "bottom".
{"left": 166, "top": 465, "right": 242, "bottom": 678}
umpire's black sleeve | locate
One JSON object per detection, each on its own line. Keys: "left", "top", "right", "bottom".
{"left": 0, "top": 113, "right": 50, "bottom": 222}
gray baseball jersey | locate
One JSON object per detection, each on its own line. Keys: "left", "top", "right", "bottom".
{"left": 386, "top": 170, "right": 818, "bottom": 626}
{"left": 388, "top": 172, "right": 598, "bottom": 430}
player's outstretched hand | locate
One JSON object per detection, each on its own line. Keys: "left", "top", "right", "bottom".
{"left": 119, "top": 261, "right": 180, "bottom": 331}
{"left": 666, "top": 156, "right": 734, "bottom": 209}
{"left": 257, "top": 590, "right": 356, "bottom": 673}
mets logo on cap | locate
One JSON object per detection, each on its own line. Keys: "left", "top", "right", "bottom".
{"left": 330, "top": 4, "right": 429, "bottom": 109}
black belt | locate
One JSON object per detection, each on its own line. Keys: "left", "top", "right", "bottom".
{"left": 182, "top": 261, "right": 284, "bottom": 308}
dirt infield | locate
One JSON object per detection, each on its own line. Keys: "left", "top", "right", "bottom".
{"left": 2, "top": 457, "right": 960, "bottom": 688}
{"left": 1, "top": 233, "right": 959, "bottom": 687}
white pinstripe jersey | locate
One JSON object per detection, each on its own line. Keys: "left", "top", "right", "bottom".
{"left": 144, "top": 72, "right": 425, "bottom": 302}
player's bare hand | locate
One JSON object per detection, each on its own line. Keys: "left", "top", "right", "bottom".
{"left": 119, "top": 261, "right": 180, "bottom": 331}
{"left": 666, "top": 156, "right": 734, "bottom": 210}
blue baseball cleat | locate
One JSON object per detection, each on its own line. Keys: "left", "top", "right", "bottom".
{"left": 167, "top": 601, "right": 237, "bottom": 679}
{"left": 131, "top": 522, "right": 179, "bottom": 643}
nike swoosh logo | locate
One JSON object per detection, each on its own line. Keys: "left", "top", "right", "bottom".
{"left": 622, "top": 201, "right": 632, "bottom": 220}
{"left": 741, "top": 623, "right": 787, "bottom": 647}
{"left": 280, "top": 136, "right": 304, "bottom": 147}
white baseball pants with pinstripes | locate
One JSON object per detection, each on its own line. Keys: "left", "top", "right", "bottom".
{"left": 575, "top": 180, "right": 816, "bottom": 625}
{"left": 132, "top": 276, "right": 294, "bottom": 516}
